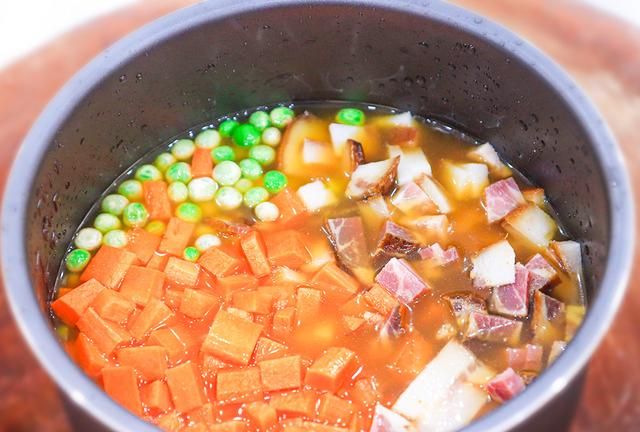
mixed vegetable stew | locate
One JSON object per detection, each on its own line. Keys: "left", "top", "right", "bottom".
{"left": 52, "top": 103, "right": 586, "bottom": 431}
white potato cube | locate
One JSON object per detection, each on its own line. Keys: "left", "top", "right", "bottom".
{"left": 370, "top": 404, "right": 415, "bottom": 432}
{"left": 442, "top": 161, "right": 489, "bottom": 200}
{"left": 297, "top": 180, "right": 337, "bottom": 212}
{"left": 417, "top": 175, "right": 452, "bottom": 214}
{"left": 468, "top": 142, "right": 511, "bottom": 178}
{"left": 384, "top": 111, "right": 414, "bottom": 127}
{"left": 302, "top": 139, "right": 334, "bottom": 166}
{"left": 418, "top": 382, "right": 488, "bottom": 432}
{"left": 471, "top": 240, "right": 516, "bottom": 287}
{"left": 329, "top": 123, "right": 362, "bottom": 153}
{"left": 504, "top": 204, "right": 557, "bottom": 248}
{"left": 388, "top": 145, "right": 432, "bottom": 185}
{"left": 550, "top": 240, "right": 583, "bottom": 276}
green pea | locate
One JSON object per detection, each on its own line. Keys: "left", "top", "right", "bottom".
{"left": 243, "top": 186, "right": 269, "bottom": 208}
{"left": 239, "top": 158, "right": 263, "bottom": 180}
{"left": 263, "top": 170, "right": 288, "bottom": 194}
{"left": 249, "top": 145, "right": 276, "bottom": 166}
{"left": 154, "top": 152, "right": 176, "bottom": 172}
{"left": 122, "top": 202, "right": 149, "bottom": 228}
{"left": 269, "top": 106, "right": 295, "bottom": 128}
{"left": 168, "top": 182, "right": 189, "bottom": 203}
{"left": 66, "top": 249, "right": 91, "bottom": 272}
{"left": 94, "top": 213, "right": 121, "bottom": 233}
{"left": 165, "top": 162, "right": 192, "bottom": 183}
{"left": 219, "top": 119, "right": 239, "bottom": 137}
{"left": 195, "top": 129, "right": 221, "bottom": 149}
{"left": 235, "top": 178, "right": 253, "bottom": 193}
{"left": 101, "top": 194, "right": 129, "bottom": 216}
{"left": 336, "top": 108, "right": 365, "bottom": 126}
{"left": 118, "top": 179, "right": 143, "bottom": 201}
{"left": 232, "top": 124, "right": 261, "bottom": 148}
{"left": 249, "top": 111, "right": 271, "bottom": 131}
{"left": 171, "top": 139, "right": 196, "bottom": 160}
{"left": 212, "top": 145, "right": 236, "bottom": 163}
{"left": 103, "top": 230, "right": 128, "bottom": 248}
{"left": 176, "top": 202, "right": 202, "bottom": 223}
{"left": 213, "top": 160, "right": 242, "bottom": 186}
{"left": 135, "top": 164, "right": 162, "bottom": 182}
{"left": 183, "top": 246, "right": 200, "bottom": 262}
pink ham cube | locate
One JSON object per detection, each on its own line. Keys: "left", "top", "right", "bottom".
{"left": 390, "top": 181, "right": 436, "bottom": 215}
{"left": 489, "top": 263, "right": 529, "bottom": 318}
{"left": 487, "top": 368, "right": 526, "bottom": 403}
{"left": 370, "top": 403, "right": 414, "bottom": 432}
{"left": 505, "top": 344, "right": 543, "bottom": 372}
{"left": 418, "top": 243, "right": 459, "bottom": 266}
{"left": 525, "top": 253, "right": 557, "bottom": 292}
{"left": 484, "top": 177, "right": 525, "bottom": 223}
{"left": 466, "top": 311, "right": 522, "bottom": 345}
{"left": 375, "top": 257, "right": 429, "bottom": 304}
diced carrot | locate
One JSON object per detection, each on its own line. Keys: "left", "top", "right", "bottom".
{"left": 119, "top": 265, "right": 166, "bottom": 306}
{"left": 117, "top": 345, "right": 168, "bottom": 381}
{"left": 257, "top": 285, "right": 295, "bottom": 301}
{"left": 188, "top": 402, "right": 216, "bottom": 426}
{"left": 253, "top": 312, "right": 273, "bottom": 329}
{"left": 201, "top": 310, "right": 263, "bottom": 365}
{"left": 217, "top": 274, "right": 259, "bottom": 296}
{"left": 232, "top": 290, "right": 274, "bottom": 315}
{"left": 51, "top": 278, "right": 106, "bottom": 325}
{"left": 76, "top": 307, "right": 131, "bottom": 355}
{"left": 74, "top": 333, "right": 108, "bottom": 377}
{"left": 156, "top": 411, "right": 183, "bottom": 431}
{"left": 270, "top": 187, "right": 309, "bottom": 227}
{"left": 191, "top": 148, "right": 214, "bottom": 178}
{"left": 240, "top": 231, "right": 271, "bottom": 277}
{"left": 201, "top": 354, "right": 232, "bottom": 381}
{"left": 159, "top": 217, "right": 196, "bottom": 256}
{"left": 392, "top": 333, "right": 434, "bottom": 376}
{"left": 199, "top": 247, "right": 242, "bottom": 278}
{"left": 128, "top": 299, "right": 174, "bottom": 340}
{"left": 126, "top": 228, "right": 162, "bottom": 264}
{"left": 164, "top": 289, "right": 183, "bottom": 310}
{"left": 164, "top": 257, "right": 200, "bottom": 288}
{"left": 311, "top": 262, "right": 360, "bottom": 302}
{"left": 264, "top": 230, "right": 311, "bottom": 269}
{"left": 351, "top": 377, "right": 380, "bottom": 407}
{"left": 216, "top": 367, "right": 263, "bottom": 404}
{"left": 227, "top": 307, "right": 254, "bottom": 322}
{"left": 165, "top": 361, "right": 207, "bottom": 412}
{"left": 179, "top": 288, "right": 219, "bottom": 319}
{"left": 341, "top": 315, "right": 365, "bottom": 334}
{"left": 195, "top": 268, "right": 217, "bottom": 291}
{"left": 362, "top": 284, "right": 399, "bottom": 315}
{"left": 297, "top": 422, "right": 349, "bottom": 432}
{"left": 148, "top": 327, "right": 189, "bottom": 364}
{"left": 278, "top": 418, "right": 305, "bottom": 431}
{"left": 91, "top": 288, "right": 136, "bottom": 324}
{"left": 245, "top": 401, "right": 277, "bottom": 431}
{"left": 296, "top": 287, "right": 323, "bottom": 325}
{"left": 143, "top": 180, "right": 173, "bottom": 220}
{"left": 102, "top": 366, "right": 143, "bottom": 415}
{"left": 349, "top": 412, "right": 367, "bottom": 432}
{"left": 258, "top": 355, "right": 302, "bottom": 392}
{"left": 208, "top": 421, "right": 247, "bottom": 432}
{"left": 272, "top": 307, "right": 296, "bottom": 340}
{"left": 147, "top": 253, "right": 169, "bottom": 271}
{"left": 80, "top": 246, "right": 137, "bottom": 289}
{"left": 305, "top": 347, "right": 358, "bottom": 392}
{"left": 318, "top": 393, "right": 354, "bottom": 425}
{"left": 141, "top": 380, "right": 173, "bottom": 413}
{"left": 269, "top": 390, "right": 317, "bottom": 417}
{"left": 253, "top": 337, "right": 288, "bottom": 362}
{"left": 271, "top": 266, "right": 308, "bottom": 286}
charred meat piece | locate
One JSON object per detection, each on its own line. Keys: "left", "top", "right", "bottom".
{"left": 444, "top": 293, "right": 487, "bottom": 330}
{"left": 374, "top": 221, "right": 421, "bottom": 260}
{"left": 324, "top": 217, "right": 371, "bottom": 283}
{"left": 532, "top": 290, "right": 566, "bottom": 342}
{"left": 346, "top": 157, "right": 400, "bottom": 200}
{"left": 346, "top": 139, "right": 365, "bottom": 172}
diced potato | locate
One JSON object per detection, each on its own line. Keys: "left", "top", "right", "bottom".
{"left": 522, "top": 188, "right": 546, "bottom": 207}
{"left": 370, "top": 404, "right": 415, "bottom": 432}
{"left": 278, "top": 114, "right": 331, "bottom": 177}
{"left": 390, "top": 182, "right": 436, "bottom": 215}
{"left": 504, "top": 204, "right": 557, "bottom": 248}
{"left": 388, "top": 145, "right": 432, "bottom": 185}
{"left": 329, "top": 123, "right": 363, "bottom": 153}
{"left": 302, "top": 139, "right": 334, "bottom": 166}
{"left": 411, "top": 215, "right": 450, "bottom": 239}
{"left": 346, "top": 157, "right": 399, "bottom": 200}
{"left": 470, "top": 240, "right": 516, "bottom": 287}
{"left": 358, "top": 196, "right": 391, "bottom": 233}
{"left": 380, "top": 112, "right": 414, "bottom": 127}
{"left": 467, "top": 142, "right": 511, "bottom": 178}
{"left": 550, "top": 240, "right": 583, "bottom": 276}
{"left": 441, "top": 161, "right": 489, "bottom": 200}
{"left": 297, "top": 181, "right": 337, "bottom": 212}
{"left": 416, "top": 175, "right": 452, "bottom": 214}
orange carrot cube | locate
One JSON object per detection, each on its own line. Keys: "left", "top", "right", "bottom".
{"left": 51, "top": 278, "right": 106, "bottom": 325}
{"left": 208, "top": 421, "right": 247, "bottom": 432}
{"left": 156, "top": 412, "right": 183, "bottom": 431}
{"left": 164, "top": 288, "right": 183, "bottom": 310}
{"left": 126, "top": 227, "right": 162, "bottom": 264}
{"left": 245, "top": 401, "right": 277, "bottom": 431}
{"left": 226, "top": 307, "right": 254, "bottom": 322}
{"left": 179, "top": 288, "right": 219, "bottom": 319}
{"left": 339, "top": 294, "right": 368, "bottom": 317}
{"left": 102, "top": 366, "right": 143, "bottom": 415}
{"left": 272, "top": 307, "right": 296, "bottom": 339}
{"left": 341, "top": 315, "right": 365, "bottom": 334}
{"left": 148, "top": 327, "right": 189, "bottom": 365}
{"left": 76, "top": 307, "right": 132, "bottom": 355}
{"left": 191, "top": 148, "right": 213, "bottom": 178}
{"left": 305, "top": 347, "right": 358, "bottom": 392}
{"left": 318, "top": 393, "right": 354, "bottom": 425}
{"left": 165, "top": 361, "right": 206, "bottom": 412}
{"left": 240, "top": 231, "right": 271, "bottom": 277}
{"left": 164, "top": 257, "right": 200, "bottom": 288}
{"left": 141, "top": 380, "right": 173, "bottom": 413}
{"left": 264, "top": 230, "right": 311, "bottom": 269}
{"left": 201, "top": 310, "right": 263, "bottom": 365}
{"left": 270, "top": 187, "right": 309, "bottom": 227}
{"left": 117, "top": 345, "right": 168, "bottom": 381}
{"left": 144, "top": 180, "right": 173, "bottom": 220}
{"left": 296, "top": 287, "right": 323, "bottom": 325}
{"left": 269, "top": 390, "right": 317, "bottom": 417}
{"left": 80, "top": 246, "right": 137, "bottom": 289}
{"left": 201, "top": 354, "right": 232, "bottom": 381}
{"left": 217, "top": 274, "right": 259, "bottom": 296}
{"left": 362, "top": 283, "right": 399, "bottom": 315}
{"left": 147, "top": 253, "right": 169, "bottom": 271}
{"left": 74, "top": 333, "right": 108, "bottom": 378}
{"left": 392, "top": 333, "right": 433, "bottom": 375}
{"left": 232, "top": 290, "right": 274, "bottom": 315}
{"left": 159, "top": 217, "right": 196, "bottom": 256}
{"left": 128, "top": 299, "right": 174, "bottom": 340}
{"left": 351, "top": 377, "right": 380, "bottom": 407}
{"left": 119, "top": 265, "right": 166, "bottom": 306}
{"left": 216, "top": 367, "right": 263, "bottom": 404}
{"left": 258, "top": 355, "right": 302, "bottom": 392}
{"left": 311, "top": 262, "right": 360, "bottom": 302}
{"left": 91, "top": 288, "right": 136, "bottom": 324}
{"left": 253, "top": 337, "right": 288, "bottom": 362}
{"left": 199, "top": 247, "right": 241, "bottom": 278}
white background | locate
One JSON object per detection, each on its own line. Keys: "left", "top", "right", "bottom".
{"left": 0, "top": 0, "right": 638, "bottom": 69}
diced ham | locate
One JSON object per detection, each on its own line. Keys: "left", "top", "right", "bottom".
{"left": 466, "top": 312, "right": 522, "bottom": 345}
{"left": 550, "top": 240, "right": 583, "bottom": 277}
{"left": 302, "top": 139, "right": 334, "bottom": 166}
{"left": 470, "top": 240, "right": 516, "bottom": 288}
{"left": 370, "top": 404, "right": 415, "bottom": 432}
{"left": 467, "top": 142, "right": 512, "bottom": 178}
{"left": 483, "top": 178, "right": 525, "bottom": 223}
{"left": 380, "top": 305, "right": 411, "bottom": 339}
{"left": 346, "top": 157, "right": 400, "bottom": 200}
{"left": 416, "top": 175, "right": 452, "bottom": 214}
{"left": 388, "top": 145, "right": 432, "bottom": 185}
{"left": 486, "top": 368, "right": 525, "bottom": 403}
{"left": 532, "top": 291, "right": 566, "bottom": 341}
{"left": 374, "top": 221, "right": 421, "bottom": 260}
{"left": 444, "top": 293, "right": 487, "bottom": 330}
{"left": 325, "top": 217, "right": 372, "bottom": 284}
{"left": 411, "top": 215, "right": 449, "bottom": 238}
{"left": 375, "top": 258, "right": 429, "bottom": 304}
{"left": 505, "top": 344, "right": 543, "bottom": 372}
{"left": 390, "top": 181, "right": 436, "bottom": 215}
{"left": 441, "top": 161, "right": 489, "bottom": 200}
{"left": 525, "top": 253, "right": 557, "bottom": 292}
{"left": 548, "top": 340, "right": 567, "bottom": 364}
{"left": 297, "top": 180, "right": 337, "bottom": 212}
{"left": 489, "top": 263, "right": 529, "bottom": 318}
{"left": 418, "top": 243, "right": 459, "bottom": 266}
{"left": 503, "top": 204, "right": 557, "bottom": 248}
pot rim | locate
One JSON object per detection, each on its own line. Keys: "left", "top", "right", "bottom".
{"left": 1, "top": 1, "right": 634, "bottom": 431}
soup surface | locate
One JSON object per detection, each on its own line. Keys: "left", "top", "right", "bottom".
{"left": 52, "top": 103, "right": 586, "bottom": 432}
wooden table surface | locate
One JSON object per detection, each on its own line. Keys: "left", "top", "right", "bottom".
{"left": 1, "top": 1, "right": 639, "bottom": 431}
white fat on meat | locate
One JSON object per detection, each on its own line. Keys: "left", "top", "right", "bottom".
{"left": 467, "top": 142, "right": 512, "bottom": 178}
{"left": 416, "top": 175, "right": 452, "bottom": 214}
{"left": 388, "top": 145, "right": 432, "bottom": 185}
{"left": 503, "top": 204, "right": 557, "bottom": 248}
{"left": 441, "top": 161, "right": 489, "bottom": 200}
